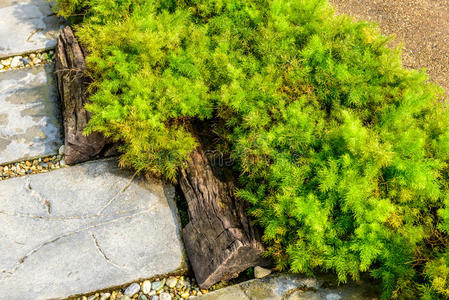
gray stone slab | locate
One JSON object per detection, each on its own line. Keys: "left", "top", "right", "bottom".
{"left": 0, "top": 64, "right": 62, "bottom": 164}
{"left": 0, "top": 0, "right": 64, "bottom": 58}
{"left": 196, "top": 274, "right": 379, "bottom": 300}
{"left": 0, "top": 159, "right": 186, "bottom": 299}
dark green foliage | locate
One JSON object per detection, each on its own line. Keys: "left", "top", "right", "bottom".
{"left": 55, "top": 0, "right": 449, "bottom": 297}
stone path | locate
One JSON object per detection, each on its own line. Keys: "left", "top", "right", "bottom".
{"left": 0, "top": 65, "right": 62, "bottom": 165}
{"left": 0, "top": 1, "right": 186, "bottom": 299}
{"left": 0, "top": 159, "right": 185, "bottom": 299}
{"left": 0, "top": 0, "right": 63, "bottom": 58}
{"left": 195, "top": 274, "right": 378, "bottom": 300}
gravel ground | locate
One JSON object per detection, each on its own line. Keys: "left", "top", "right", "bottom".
{"left": 70, "top": 268, "right": 269, "bottom": 300}
{"left": 69, "top": 275, "right": 215, "bottom": 300}
{"left": 0, "top": 50, "right": 54, "bottom": 72}
{"left": 329, "top": 0, "right": 449, "bottom": 94}
{"left": 0, "top": 146, "right": 66, "bottom": 180}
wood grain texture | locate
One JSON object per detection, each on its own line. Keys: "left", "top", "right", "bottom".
{"left": 179, "top": 143, "right": 267, "bottom": 289}
{"left": 55, "top": 26, "right": 117, "bottom": 164}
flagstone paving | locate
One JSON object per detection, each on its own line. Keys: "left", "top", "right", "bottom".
{"left": 0, "top": 64, "right": 63, "bottom": 165}
{"left": 0, "top": 159, "right": 186, "bottom": 300}
{"left": 195, "top": 274, "right": 379, "bottom": 300}
{"left": 0, "top": 0, "right": 63, "bottom": 58}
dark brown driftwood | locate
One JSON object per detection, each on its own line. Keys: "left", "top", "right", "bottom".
{"left": 179, "top": 143, "right": 267, "bottom": 289}
{"left": 55, "top": 26, "right": 117, "bottom": 165}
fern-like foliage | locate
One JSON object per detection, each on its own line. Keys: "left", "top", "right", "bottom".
{"left": 54, "top": 0, "right": 449, "bottom": 297}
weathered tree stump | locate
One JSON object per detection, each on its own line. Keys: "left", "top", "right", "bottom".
{"left": 179, "top": 142, "right": 267, "bottom": 289}
{"left": 55, "top": 26, "right": 116, "bottom": 165}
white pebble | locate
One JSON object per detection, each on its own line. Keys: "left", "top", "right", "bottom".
{"left": 254, "top": 266, "right": 272, "bottom": 279}
{"left": 159, "top": 293, "right": 171, "bottom": 300}
{"left": 124, "top": 282, "right": 140, "bottom": 296}
{"left": 165, "top": 278, "right": 177, "bottom": 288}
{"left": 10, "top": 56, "right": 22, "bottom": 68}
{"left": 59, "top": 145, "right": 65, "bottom": 156}
{"left": 142, "top": 280, "right": 152, "bottom": 294}
{"left": 99, "top": 293, "right": 111, "bottom": 300}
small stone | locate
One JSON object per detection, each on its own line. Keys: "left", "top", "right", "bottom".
{"left": 111, "top": 291, "right": 118, "bottom": 300}
{"left": 22, "top": 58, "right": 31, "bottom": 65}
{"left": 175, "top": 279, "right": 184, "bottom": 289}
{"left": 150, "top": 296, "right": 159, "bottom": 300}
{"left": 39, "top": 162, "right": 48, "bottom": 168}
{"left": 159, "top": 293, "right": 171, "bottom": 300}
{"left": 10, "top": 56, "right": 22, "bottom": 68}
{"left": 87, "top": 295, "right": 97, "bottom": 300}
{"left": 151, "top": 279, "right": 165, "bottom": 291}
{"left": 142, "top": 280, "right": 152, "bottom": 294}
{"left": 30, "top": 53, "right": 36, "bottom": 59}
{"left": 59, "top": 145, "right": 65, "bottom": 156}
{"left": 180, "top": 292, "right": 189, "bottom": 299}
{"left": 254, "top": 266, "right": 272, "bottom": 279}
{"left": 125, "top": 283, "right": 141, "bottom": 296}
{"left": 33, "top": 58, "right": 42, "bottom": 64}
{"left": 120, "top": 296, "right": 131, "bottom": 300}
{"left": 100, "top": 293, "right": 111, "bottom": 300}
{"left": 138, "top": 295, "right": 148, "bottom": 300}
{"left": 165, "top": 278, "right": 178, "bottom": 289}
{"left": 60, "top": 159, "right": 66, "bottom": 166}
{"left": 0, "top": 63, "right": 4, "bottom": 70}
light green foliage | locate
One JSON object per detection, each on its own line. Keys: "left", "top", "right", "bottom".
{"left": 55, "top": 0, "right": 449, "bottom": 297}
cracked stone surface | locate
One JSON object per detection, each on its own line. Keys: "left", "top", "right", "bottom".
{"left": 196, "top": 274, "right": 379, "bottom": 299}
{"left": 0, "top": 0, "right": 64, "bottom": 58}
{"left": 0, "top": 159, "right": 186, "bottom": 299}
{"left": 0, "top": 64, "right": 63, "bottom": 165}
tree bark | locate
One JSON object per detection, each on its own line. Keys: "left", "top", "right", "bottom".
{"left": 55, "top": 26, "right": 117, "bottom": 165}
{"left": 179, "top": 141, "right": 268, "bottom": 289}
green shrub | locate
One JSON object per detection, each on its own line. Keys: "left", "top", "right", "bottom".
{"left": 55, "top": 0, "right": 449, "bottom": 298}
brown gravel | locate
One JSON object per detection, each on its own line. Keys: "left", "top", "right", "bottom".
{"left": 0, "top": 155, "right": 66, "bottom": 180}
{"left": 329, "top": 0, "right": 449, "bottom": 94}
